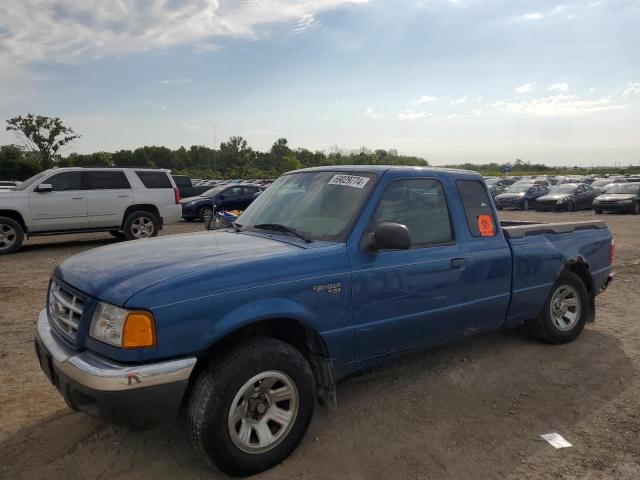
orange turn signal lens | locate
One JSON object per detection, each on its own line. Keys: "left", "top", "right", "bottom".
{"left": 122, "top": 311, "right": 156, "bottom": 349}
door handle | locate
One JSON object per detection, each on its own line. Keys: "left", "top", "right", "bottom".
{"left": 451, "top": 258, "right": 466, "bottom": 269}
{"left": 71, "top": 197, "right": 84, "bottom": 200}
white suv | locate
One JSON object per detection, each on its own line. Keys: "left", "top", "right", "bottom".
{"left": 0, "top": 167, "right": 182, "bottom": 254}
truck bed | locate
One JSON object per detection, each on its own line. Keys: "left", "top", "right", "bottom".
{"left": 500, "top": 219, "right": 612, "bottom": 325}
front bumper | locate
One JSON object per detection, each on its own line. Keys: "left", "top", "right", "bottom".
{"left": 593, "top": 203, "right": 634, "bottom": 212}
{"left": 34, "top": 310, "right": 197, "bottom": 428}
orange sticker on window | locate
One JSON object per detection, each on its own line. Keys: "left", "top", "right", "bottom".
{"left": 477, "top": 214, "right": 494, "bottom": 237}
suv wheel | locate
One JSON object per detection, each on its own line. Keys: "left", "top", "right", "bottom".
{"left": 527, "top": 271, "right": 590, "bottom": 344}
{"left": 123, "top": 211, "right": 159, "bottom": 240}
{"left": 0, "top": 217, "right": 24, "bottom": 255}
{"left": 187, "top": 338, "right": 315, "bottom": 477}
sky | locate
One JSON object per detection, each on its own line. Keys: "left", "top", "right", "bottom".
{"left": 0, "top": 0, "right": 639, "bottom": 167}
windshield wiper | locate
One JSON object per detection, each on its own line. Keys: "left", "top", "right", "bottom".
{"left": 253, "top": 223, "right": 312, "bottom": 243}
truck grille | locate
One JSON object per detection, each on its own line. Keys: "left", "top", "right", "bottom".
{"left": 48, "top": 280, "right": 84, "bottom": 338}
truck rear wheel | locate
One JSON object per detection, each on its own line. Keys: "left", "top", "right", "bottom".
{"left": 187, "top": 338, "right": 315, "bottom": 477}
{"left": 527, "top": 272, "right": 590, "bottom": 344}
{"left": 0, "top": 217, "right": 24, "bottom": 255}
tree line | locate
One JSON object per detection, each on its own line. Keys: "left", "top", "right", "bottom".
{"left": 0, "top": 138, "right": 430, "bottom": 181}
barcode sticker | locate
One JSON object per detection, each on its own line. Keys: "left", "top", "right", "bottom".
{"left": 328, "top": 174, "right": 370, "bottom": 188}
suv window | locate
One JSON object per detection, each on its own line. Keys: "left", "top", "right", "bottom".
{"left": 456, "top": 180, "right": 497, "bottom": 237}
{"left": 136, "top": 170, "right": 172, "bottom": 188}
{"left": 372, "top": 178, "right": 453, "bottom": 247}
{"left": 88, "top": 171, "right": 131, "bottom": 190}
{"left": 45, "top": 172, "right": 83, "bottom": 191}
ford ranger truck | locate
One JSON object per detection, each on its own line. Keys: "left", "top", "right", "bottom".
{"left": 34, "top": 166, "right": 613, "bottom": 476}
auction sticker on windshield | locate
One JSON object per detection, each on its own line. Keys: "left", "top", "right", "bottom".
{"left": 328, "top": 174, "right": 371, "bottom": 188}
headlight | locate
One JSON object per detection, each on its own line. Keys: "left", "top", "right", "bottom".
{"left": 556, "top": 197, "right": 568, "bottom": 204}
{"left": 593, "top": 199, "right": 600, "bottom": 204}
{"left": 90, "top": 301, "right": 156, "bottom": 349}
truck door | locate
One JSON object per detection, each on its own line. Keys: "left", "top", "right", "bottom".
{"left": 454, "top": 180, "right": 512, "bottom": 332}
{"left": 28, "top": 171, "right": 88, "bottom": 232}
{"left": 349, "top": 177, "right": 471, "bottom": 359}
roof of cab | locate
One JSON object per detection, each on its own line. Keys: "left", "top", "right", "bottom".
{"left": 289, "top": 164, "right": 481, "bottom": 179}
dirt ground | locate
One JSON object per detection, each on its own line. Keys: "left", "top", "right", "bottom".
{"left": 1, "top": 211, "right": 639, "bottom": 480}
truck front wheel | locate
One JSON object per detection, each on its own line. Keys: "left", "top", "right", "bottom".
{"left": 0, "top": 216, "right": 24, "bottom": 255}
{"left": 187, "top": 338, "right": 315, "bottom": 476}
{"left": 528, "top": 272, "right": 590, "bottom": 344}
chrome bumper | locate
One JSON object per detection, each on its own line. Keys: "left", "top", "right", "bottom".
{"left": 36, "top": 309, "right": 197, "bottom": 392}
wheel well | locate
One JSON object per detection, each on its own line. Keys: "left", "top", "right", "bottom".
{"left": 122, "top": 204, "right": 160, "bottom": 226}
{"left": 192, "top": 318, "right": 335, "bottom": 406}
{"left": 0, "top": 210, "right": 26, "bottom": 229}
{"left": 564, "top": 260, "right": 596, "bottom": 322}
{"left": 565, "top": 260, "right": 593, "bottom": 297}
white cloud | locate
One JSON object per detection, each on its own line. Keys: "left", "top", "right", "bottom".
{"left": 159, "top": 78, "right": 190, "bottom": 86}
{"left": 518, "top": 12, "right": 544, "bottom": 21}
{"left": 450, "top": 95, "right": 467, "bottom": 104}
{"left": 515, "top": 83, "right": 533, "bottom": 94}
{"left": 589, "top": 87, "right": 596, "bottom": 93}
{"left": 0, "top": 0, "right": 370, "bottom": 66}
{"left": 622, "top": 82, "right": 640, "bottom": 98}
{"left": 492, "top": 94, "right": 624, "bottom": 117}
{"left": 548, "top": 82, "right": 569, "bottom": 92}
{"left": 364, "top": 106, "right": 383, "bottom": 119}
{"left": 417, "top": 95, "right": 436, "bottom": 104}
{"left": 398, "top": 109, "right": 426, "bottom": 120}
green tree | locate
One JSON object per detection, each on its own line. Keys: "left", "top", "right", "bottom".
{"left": 5, "top": 114, "right": 80, "bottom": 170}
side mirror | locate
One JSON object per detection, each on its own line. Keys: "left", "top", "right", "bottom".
{"left": 369, "top": 222, "right": 411, "bottom": 250}
{"left": 35, "top": 183, "right": 53, "bottom": 193}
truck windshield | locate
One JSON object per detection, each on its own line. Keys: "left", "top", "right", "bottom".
{"left": 238, "top": 171, "right": 377, "bottom": 242}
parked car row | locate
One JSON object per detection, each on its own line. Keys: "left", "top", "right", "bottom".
{"left": 494, "top": 180, "right": 640, "bottom": 213}
{"left": 180, "top": 183, "right": 265, "bottom": 221}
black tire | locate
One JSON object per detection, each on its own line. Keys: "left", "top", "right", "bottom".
{"left": 633, "top": 202, "right": 640, "bottom": 215}
{"left": 0, "top": 216, "right": 24, "bottom": 255}
{"left": 527, "top": 272, "right": 590, "bottom": 344}
{"left": 187, "top": 338, "right": 315, "bottom": 477}
{"left": 522, "top": 199, "right": 529, "bottom": 211}
{"left": 595, "top": 210, "right": 603, "bottom": 214}
{"left": 109, "top": 230, "right": 126, "bottom": 239}
{"left": 198, "top": 206, "right": 213, "bottom": 222}
{"left": 566, "top": 201, "right": 575, "bottom": 212}
{"left": 122, "top": 211, "right": 159, "bottom": 241}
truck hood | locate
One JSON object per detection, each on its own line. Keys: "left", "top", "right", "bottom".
{"left": 54, "top": 231, "right": 301, "bottom": 305}
{"left": 596, "top": 194, "right": 637, "bottom": 201}
{"left": 537, "top": 194, "right": 571, "bottom": 201}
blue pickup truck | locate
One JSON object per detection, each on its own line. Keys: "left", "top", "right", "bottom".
{"left": 35, "top": 166, "right": 613, "bottom": 476}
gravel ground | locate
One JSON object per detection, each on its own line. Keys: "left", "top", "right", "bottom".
{"left": 1, "top": 211, "right": 638, "bottom": 480}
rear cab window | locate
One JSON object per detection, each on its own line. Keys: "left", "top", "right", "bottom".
{"left": 456, "top": 180, "right": 498, "bottom": 237}
{"left": 136, "top": 170, "right": 173, "bottom": 189}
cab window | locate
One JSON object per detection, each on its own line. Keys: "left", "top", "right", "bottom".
{"left": 372, "top": 178, "right": 453, "bottom": 247}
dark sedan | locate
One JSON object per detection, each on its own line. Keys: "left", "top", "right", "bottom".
{"left": 593, "top": 183, "right": 640, "bottom": 214}
{"left": 534, "top": 184, "right": 599, "bottom": 212}
{"left": 181, "top": 184, "right": 264, "bottom": 221}
{"left": 494, "top": 184, "right": 549, "bottom": 210}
